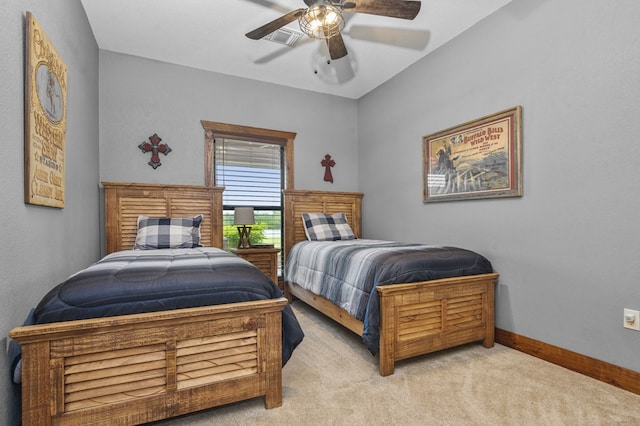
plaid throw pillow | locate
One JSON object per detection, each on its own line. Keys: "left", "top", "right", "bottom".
{"left": 302, "top": 212, "right": 355, "bottom": 241}
{"left": 134, "top": 215, "right": 203, "bottom": 249}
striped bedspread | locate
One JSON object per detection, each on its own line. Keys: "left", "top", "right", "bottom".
{"left": 284, "top": 239, "right": 493, "bottom": 353}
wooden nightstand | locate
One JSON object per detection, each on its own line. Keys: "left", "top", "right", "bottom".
{"left": 230, "top": 247, "right": 281, "bottom": 288}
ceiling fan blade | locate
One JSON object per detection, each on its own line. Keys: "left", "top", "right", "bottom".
{"left": 346, "top": 0, "right": 421, "bottom": 20}
{"left": 326, "top": 33, "right": 348, "bottom": 60}
{"left": 245, "top": 8, "right": 306, "bottom": 40}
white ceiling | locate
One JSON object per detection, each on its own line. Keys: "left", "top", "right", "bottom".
{"left": 80, "top": 0, "right": 511, "bottom": 99}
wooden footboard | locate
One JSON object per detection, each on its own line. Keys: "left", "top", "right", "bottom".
{"left": 10, "top": 298, "right": 287, "bottom": 426}
{"left": 287, "top": 273, "right": 498, "bottom": 376}
{"left": 377, "top": 273, "right": 499, "bottom": 376}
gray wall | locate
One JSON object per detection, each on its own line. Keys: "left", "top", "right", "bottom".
{"left": 0, "top": 1, "right": 99, "bottom": 424}
{"left": 358, "top": 0, "right": 640, "bottom": 372}
{"left": 2, "top": 0, "right": 639, "bottom": 424}
{"left": 99, "top": 50, "right": 359, "bottom": 191}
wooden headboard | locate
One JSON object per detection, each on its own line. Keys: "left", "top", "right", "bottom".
{"left": 103, "top": 182, "right": 224, "bottom": 254}
{"left": 282, "top": 189, "right": 363, "bottom": 262}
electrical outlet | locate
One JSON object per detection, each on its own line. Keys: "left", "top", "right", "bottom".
{"left": 623, "top": 308, "right": 640, "bottom": 331}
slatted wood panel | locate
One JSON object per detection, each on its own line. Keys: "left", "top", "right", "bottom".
{"left": 57, "top": 327, "right": 264, "bottom": 413}
{"left": 282, "top": 189, "right": 363, "bottom": 261}
{"left": 64, "top": 344, "right": 167, "bottom": 412}
{"left": 103, "top": 182, "right": 224, "bottom": 253}
{"left": 231, "top": 248, "right": 281, "bottom": 284}
{"left": 247, "top": 255, "right": 274, "bottom": 274}
{"left": 446, "top": 294, "right": 483, "bottom": 330}
{"left": 397, "top": 300, "right": 442, "bottom": 341}
{"left": 173, "top": 199, "right": 214, "bottom": 250}
{"left": 176, "top": 331, "right": 258, "bottom": 389}
{"left": 397, "top": 293, "right": 484, "bottom": 343}
{"left": 119, "top": 198, "right": 166, "bottom": 250}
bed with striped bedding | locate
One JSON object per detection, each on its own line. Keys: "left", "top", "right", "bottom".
{"left": 283, "top": 189, "right": 499, "bottom": 376}
{"left": 285, "top": 239, "right": 493, "bottom": 353}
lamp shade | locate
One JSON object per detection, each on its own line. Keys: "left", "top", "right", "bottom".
{"left": 234, "top": 207, "right": 255, "bottom": 225}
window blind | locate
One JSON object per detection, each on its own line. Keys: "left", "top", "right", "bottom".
{"left": 214, "top": 138, "right": 283, "bottom": 208}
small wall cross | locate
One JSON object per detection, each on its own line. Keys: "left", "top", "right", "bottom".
{"left": 321, "top": 154, "right": 335, "bottom": 183}
{"left": 138, "top": 133, "right": 171, "bottom": 169}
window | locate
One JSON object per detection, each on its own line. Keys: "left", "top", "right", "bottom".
{"left": 202, "top": 121, "right": 295, "bottom": 275}
{"left": 216, "top": 138, "right": 282, "bottom": 248}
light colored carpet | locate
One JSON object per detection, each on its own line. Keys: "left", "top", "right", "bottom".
{"left": 155, "top": 302, "right": 640, "bottom": 425}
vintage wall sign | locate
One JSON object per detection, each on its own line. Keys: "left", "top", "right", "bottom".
{"left": 24, "top": 12, "right": 67, "bottom": 208}
{"left": 423, "top": 106, "right": 523, "bottom": 203}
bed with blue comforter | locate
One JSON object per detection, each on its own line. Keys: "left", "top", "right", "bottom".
{"left": 9, "top": 181, "right": 303, "bottom": 425}
{"left": 11, "top": 247, "right": 303, "bottom": 387}
{"left": 283, "top": 188, "right": 499, "bottom": 376}
{"left": 28, "top": 247, "right": 303, "bottom": 361}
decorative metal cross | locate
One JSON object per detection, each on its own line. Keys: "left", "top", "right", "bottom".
{"left": 321, "top": 154, "right": 335, "bottom": 183}
{"left": 138, "top": 133, "right": 171, "bottom": 169}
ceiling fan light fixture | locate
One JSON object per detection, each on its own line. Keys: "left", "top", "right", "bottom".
{"left": 299, "top": 4, "right": 345, "bottom": 39}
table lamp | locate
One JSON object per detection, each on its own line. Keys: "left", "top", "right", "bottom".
{"left": 234, "top": 207, "right": 255, "bottom": 249}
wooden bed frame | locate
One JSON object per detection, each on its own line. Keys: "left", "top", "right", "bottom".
{"left": 283, "top": 189, "right": 499, "bottom": 377}
{"left": 10, "top": 182, "right": 287, "bottom": 425}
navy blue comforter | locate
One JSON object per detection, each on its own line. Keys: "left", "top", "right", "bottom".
{"left": 11, "top": 248, "right": 303, "bottom": 383}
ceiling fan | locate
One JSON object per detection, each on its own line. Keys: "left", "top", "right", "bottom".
{"left": 246, "top": 0, "right": 422, "bottom": 60}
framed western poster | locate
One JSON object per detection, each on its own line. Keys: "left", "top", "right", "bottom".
{"left": 24, "top": 12, "right": 67, "bottom": 208}
{"left": 423, "top": 106, "right": 522, "bottom": 203}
